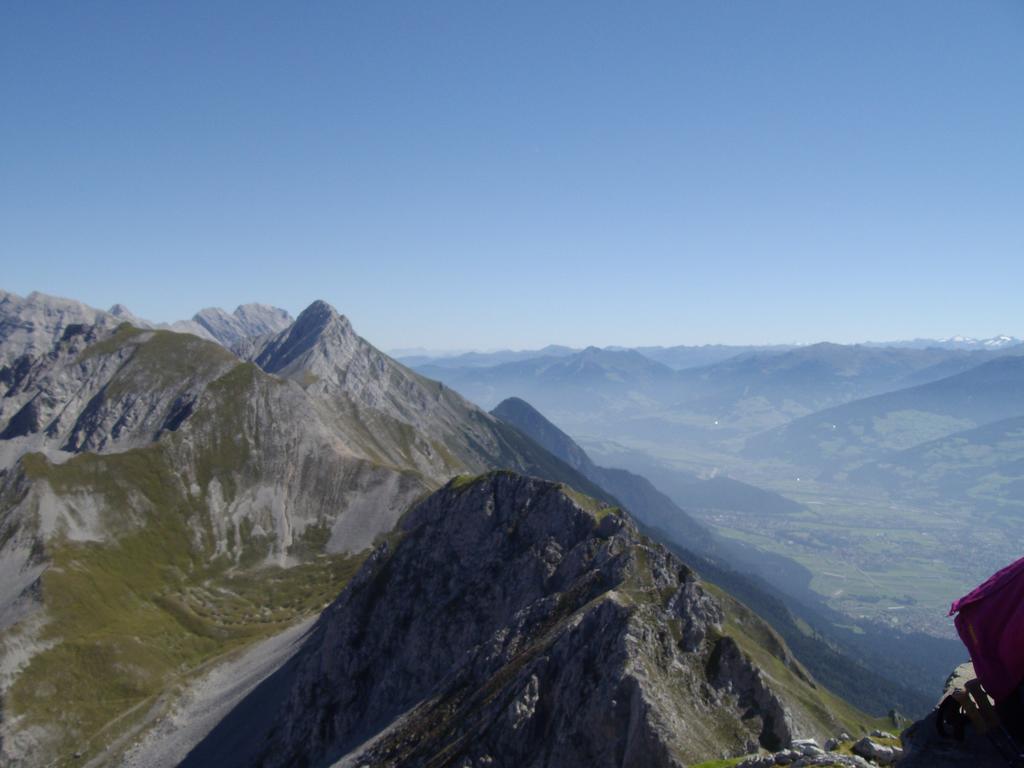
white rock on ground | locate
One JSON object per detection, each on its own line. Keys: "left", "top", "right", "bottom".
{"left": 116, "top": 617, "right": 316, "bottom": 768}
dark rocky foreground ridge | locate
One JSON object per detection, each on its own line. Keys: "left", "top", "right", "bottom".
{"left": 184, "top": 472, "right": 863, "bottom": 768}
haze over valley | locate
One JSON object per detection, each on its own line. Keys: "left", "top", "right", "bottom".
{"left": 404, "top": 336, "right": 1024, "bottom": 638}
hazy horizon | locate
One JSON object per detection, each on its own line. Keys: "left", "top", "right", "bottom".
{"left": 3, "top": 284, "right": 1022, "bottom": 353}
{"left": 4, "top": 2, "right": 1022, "bottom": 349}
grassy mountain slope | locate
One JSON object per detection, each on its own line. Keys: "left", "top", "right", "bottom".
{"left": 851, "top": 414, "right": 1024, "bottom": 511}
{"left": 746, "top": 356, "right": 1024, "bottom": 474}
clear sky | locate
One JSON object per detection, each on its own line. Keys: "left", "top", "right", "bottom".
{"left": 2, "top": 2, "right": 1022, "bottom": 351}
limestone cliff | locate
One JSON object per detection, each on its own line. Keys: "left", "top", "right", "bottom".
{"left": 185, "top": 473, "right": 863, "bottom": 768}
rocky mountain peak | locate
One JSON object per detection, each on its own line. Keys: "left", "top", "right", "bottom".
{"left": 0, "top": 288, "right": 114, "bottom": 366}
{"left": 492, "top": 397, "right": 594, "bottom": 474}
{"left": 184, "top": 471, "right": 847, "bottom": 768}
{"left": 291, "top": 298, "right": 350, "bottom": 337}
{"left": 231, "top": 302, "right": 292, "bottom": 331}
{"left": 191, "top": 302, "right": 293, "bottom": 347}
{"left": 298, "top": 297, "right": 338, "bottom": 320}
{"left": 107, "top": 303, "right": 134, "bottom": 317}
{"left": 253, "top": 299, "right": 354, "bottom": 375}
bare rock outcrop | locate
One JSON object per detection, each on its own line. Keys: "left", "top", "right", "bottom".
{"left": 183, "top": 473, "right": 834, "bottom": 768}
{"left": 897, "top": 662, "right": 1010, "bottom": 767}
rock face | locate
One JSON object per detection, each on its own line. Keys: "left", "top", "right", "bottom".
{"left": 0, "top": 289, "right": 294, "bottom": 365}
{"left": 249, "top": 302, "right": 616, "bottom": 490}
{"left": 191, "top": 303, "right": 293, "bottom": 348}
{"left": 898, "top": 662, "right": 1010, "bottom": 767}
{"left": 185, "top": 473, "right": 849, "bottom": 768}
{"left": 0, "top": 298, "right": 628, "bottom": 765}
{"left": 491, "top": 396, "right": 711, "bottom": 545}
{"left": 490, "top": 396, "right": 940, "bottom": 720}
{"left": 737, "top": 754, "right": 872, "bottom": 767}
{"left": 0, "top": 291, "right": 873, "bottom": 767}
{"left": 0, "top": 289, "right": 113, "bottom": 366}
{"left": 0, "top": 305, "right": 618, "bottom": 581}
{"left": 0, "top": 324, "right": 239, "bottom": 458}
{"left": 851, "top": 736, "right": 901, "bottom": 764}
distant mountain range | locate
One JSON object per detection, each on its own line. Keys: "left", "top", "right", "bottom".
{"left": 851, "top": 414, "right": 1024, "bottom": 512}
{"left": 110, "top": 299, "right": 294, "bottom": 350}
{"left": 413, "top": 339, "right": 1024, "bottom": 441}
{"left": 398, "top": 335, "right": 1022, "bottom": 371}
{"left": 414, "top": 327, "right": 1024, "bottom": 645}
{"left": 864, "top": 335, "right": 1022, "bottom": 350}
{"left": 747, "top": 356, "right": 1024, "bottom": 474}
{"left": 671, "top": 342, "right": 1008, "bottom": 423}
{"left": 396, "top": 344, "right": 579, "bottom": 369}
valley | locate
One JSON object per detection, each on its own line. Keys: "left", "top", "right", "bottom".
{"left": 415, "top": 342, "right": 1024, "bottom": 644}
{"left": 586, "top": 432, "right": 1021, "bottom": 639}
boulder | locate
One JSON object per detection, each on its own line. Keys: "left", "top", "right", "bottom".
{"left": 852, "top": 737, "right": 899, "bottom": 765}
{"left": 898, "top": 662, "right": 1009, "bottom": 767}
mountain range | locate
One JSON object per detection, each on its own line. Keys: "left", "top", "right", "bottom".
{"left": 0, "top": 291, "right": 616, "bottom": 765}
{"left": 851, "top": 414, "right": 1024, "bottom": 512}
{"left": 0, "top": 289, "right": 294, "bottom": 363}
{"left": 864, "top": 335, "right": 1022, "bottom": 351}
{"left": 0, "top": 288, "right": 1008, "bottom": 767}
{"left": 414, "top": 340, "right": 1024, "bottom": 443}
{"left": 747, "top": 356, "right": 1024, "bottom": 476}
{"left": 399, "top": 335, "right": 1023, "bottom": 371}
{"left": 413, "top": 332, "right": 1024, "bottom": 529}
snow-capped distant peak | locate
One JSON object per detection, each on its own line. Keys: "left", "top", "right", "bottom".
{"left": 984, "top": 335, "right": 1016, "bottom": 348}
{"left": 933, "top": 334, "right": 1021, "bottom": 350}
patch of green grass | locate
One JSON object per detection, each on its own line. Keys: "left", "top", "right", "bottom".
{"left": 431, "top": 440, "right": 463, "bottom": 473}
{"left": 102, "top": 329, "right": 236, "bottom": 400}
{"left": 190, "top": 363, "right": 265, "bottom": 500}
{"left": 449, "top": 473, "right": 483, "bottom": 491}
{"left": 290, "top": 520, "right": 332, "bottom": 559}
{"left": 690, "top": 758, "right": 746, "bottom": 768}
{"left": 703, "top": 582, "right": 889, "bottom": 738}
{"left": 75, "top": 323, "right": 145, "bottom": 362}
{"left": 8, "top": 417, "right": 367, "bottom": 765}
{"left": 562, "top": 485, "right": 619, "bottom": 521}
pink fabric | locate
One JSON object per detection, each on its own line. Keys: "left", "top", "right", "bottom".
{"left": 950, "top": 555, "right": 1024, "bottom": 704}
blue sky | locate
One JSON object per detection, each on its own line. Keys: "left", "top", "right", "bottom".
{"left": 2, "top": 1, "right": 1022, "bottom": 350}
